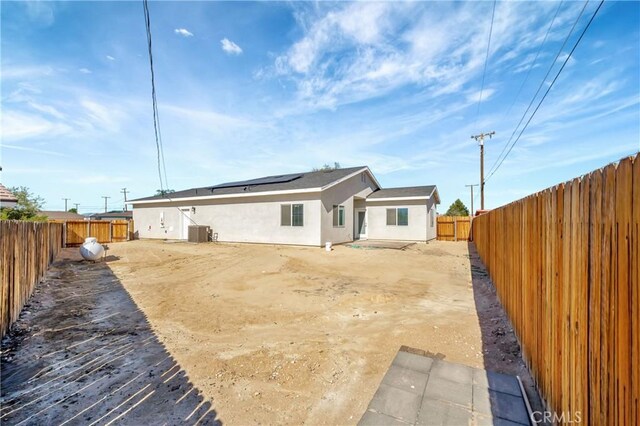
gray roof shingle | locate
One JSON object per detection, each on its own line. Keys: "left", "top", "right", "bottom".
{"left": 367, "top": 186, "right": 437, "bottom": 199}
{"left": 131, "top": 166, "right": 368, "bottom": 202}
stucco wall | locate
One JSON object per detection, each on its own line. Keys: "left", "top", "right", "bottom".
{"left": 426, "top": 198, "right": 438, "bottom": 241}
{"left": 320, "top": 171, "right": 377, "bottom": 244}
{"left": 132, "top": 193, "right": 322, "bottom": 246}
{"left": 365, "top": 199, "right": 429, "bottom": 241}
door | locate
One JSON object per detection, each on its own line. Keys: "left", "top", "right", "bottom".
{"left": 356, "top": 210, "right": 367, "bottom": 239}
{"left": 180, "top": 208, "right": 191, "bottom": 240}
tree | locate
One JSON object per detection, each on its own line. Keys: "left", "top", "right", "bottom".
{"left": 312, "top": 162, "right": 341, "bottom": 172}
{"left": 445, "top": 199, "right": 470, "bottom": 216}
{"left": 0, "top": 186, "right": 47, "bottom": 221}
{"left": 68, "top": 207, "right": 78, "bottom": 214}
{"left": 155, "top": 189, "right": 175, "bottom": 196}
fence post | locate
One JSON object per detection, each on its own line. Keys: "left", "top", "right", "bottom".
{"left": 454, "top": 218, "right": 458, "bottom": 242}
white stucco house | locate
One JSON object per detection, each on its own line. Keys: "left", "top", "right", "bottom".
{"left": 129, "top": 166, "right": 440, "bottom": 246}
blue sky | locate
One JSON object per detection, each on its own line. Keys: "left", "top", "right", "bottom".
{"left": 1, "top": 1, "right": 638, "bottom": 213}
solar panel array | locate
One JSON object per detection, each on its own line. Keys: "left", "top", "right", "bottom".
{"left": 211, "top": 173, "right": 303, "bottom": 189}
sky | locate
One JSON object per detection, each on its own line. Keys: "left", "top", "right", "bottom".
{"left": 1, "top": 1, "right": 639, "bottom": 213}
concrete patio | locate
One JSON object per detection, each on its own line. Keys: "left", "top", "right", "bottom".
{"left": 359, "top": 350, "right": 532, "bottom": 426}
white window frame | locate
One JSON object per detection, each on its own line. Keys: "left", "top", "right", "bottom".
{"left": 333, "top": 205, "right": 345, "bottom": 228}
{"left": 386, "top": 207, "right": 409, "bottom": 226}
{"left": 281, "top": 203, "right": 304, "bottom": 227}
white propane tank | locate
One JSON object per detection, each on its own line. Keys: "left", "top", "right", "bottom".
{"left": 80, "top": 237, "right": 105, "bottom": 261}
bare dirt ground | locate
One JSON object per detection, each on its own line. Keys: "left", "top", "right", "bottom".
{"left": 105, "top": 240, "right": 539, "bottom": 424}
{"left": 1, "top": 239, "right": 541, "bottom": 425}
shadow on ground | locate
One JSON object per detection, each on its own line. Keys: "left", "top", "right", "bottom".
{"left": 467, "top": 241, "right": 546, "bottom": 424}
{"left": 1, "top": 249, "right": 221, "bottom": 425}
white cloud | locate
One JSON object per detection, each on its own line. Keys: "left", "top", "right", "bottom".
{"left": 174, "top": 28, "right": 193, "bottom": 37}
{"left": 270, "top": 2, "right": 578, "bottom": 111}
{"left": 106, "top": 55, "right": 115, "bottom": 61}
{"left": 0, "top": 111, "right": 72, "bottom": 141}
{"left": 220, "top": 38, "right": 243, "bottom": 55}
{"left": 79, "top": 68, "right": 92, "bottom": 74}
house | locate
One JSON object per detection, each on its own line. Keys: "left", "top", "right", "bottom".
{"left": 40, "top": 210, "right": 86, "bottom": 221}
{"left": 129, "top": 166, "right": 440, "bottom": 246}
{"left": 0, "top": 183, "right": 18, "bottom": 209}
{"left": 88, "top": 211, "right": 133, "bottom": 221}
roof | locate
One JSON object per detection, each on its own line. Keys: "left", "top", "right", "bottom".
{"left": 40, "top": 211, "right": 86, "bottom": 220}
{"left": 0, "top": 183, "right": 17, "bottom": 202}
{"left": 89, "top": 211, "right": 133, "bottom": 219}
{"left": 366, "top": 186, "right": 440, "bottom": 203}
{"left": 131, "top": 166, "right": 377, "bottom": 203}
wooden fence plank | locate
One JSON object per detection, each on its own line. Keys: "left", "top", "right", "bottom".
{"left": 437, "top": 216, "right": 471, "bottom": 241}
{"left": 0, "top": 221, "right": 63, "bottom": 336}
{"left": 471, "top": 154, "right": 638, "bottom": 425}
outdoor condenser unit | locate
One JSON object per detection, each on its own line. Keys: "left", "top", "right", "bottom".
{"left": 188, "top": 225, "right": 210, "bottom": 243}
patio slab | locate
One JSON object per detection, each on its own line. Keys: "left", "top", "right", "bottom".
{"left": 358, "top": 349, "right": 532, "bottom": 426}
{"left": 346, "top": 240, "right": 416, "bottom": 250}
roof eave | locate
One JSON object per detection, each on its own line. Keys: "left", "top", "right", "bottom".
{"left": 366, "top": 196, "right": 430, "bottom": 202}
{"left": 128, "top": 187, "right": 323, "bottom": 205}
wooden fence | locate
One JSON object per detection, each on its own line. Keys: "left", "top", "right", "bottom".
{"left": 63, "top": 220, "right": 134, "bottom": 246}
{"left": 0, "top": 221, "right": 64, "bottom": 336}
{"left": 437, "top": 216, "right": 471, "bottom": 241}
{"left": 472, "top": 155, "right": 639, "bottom": 425}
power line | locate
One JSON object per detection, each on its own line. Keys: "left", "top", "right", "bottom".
{"left": 485, "top": 0, "right": 605, "bottom": 183}
{"left": 143, "top": 0, "right": 168, "bottom": 192}
{"left": 142, "top": 0, "right": 198, "bottom": 230}
{"left": 474, "top": 0, "right": 497, "bottom": 128}
{"left": 485, "top": 0, "right": 590, "bottom": 180}
{"left": 501, "top": 0, "right": 564, "bottom": 121}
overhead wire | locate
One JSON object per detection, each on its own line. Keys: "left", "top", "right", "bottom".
{"left": 485, "top": 0, "right": 591, "bottom": 181}
{"left": 485, "top": 0, "right": 605, "bottom": 182}
{"left": 473, "top": 0, "right": 497, "bottom": 129}
{"left": 142, "top": 0, "right": 198, "bottom": 227}
{"left": 501, "top": 0, "right": 564, "bottom": 121}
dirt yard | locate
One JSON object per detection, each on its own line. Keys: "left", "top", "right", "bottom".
{"left": 93, "top": 239, "right": 535, "bottom": 424}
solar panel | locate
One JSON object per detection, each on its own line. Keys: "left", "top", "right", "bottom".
{"left": 211, "top": 173, "right": 303, "bottom": 189}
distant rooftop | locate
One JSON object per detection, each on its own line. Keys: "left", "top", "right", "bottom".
{"left": 0, "top": 183, "right": 17, "bottom": 202}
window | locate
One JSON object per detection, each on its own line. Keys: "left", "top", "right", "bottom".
{"left": 397, "top": 208, "right": 408, "bottom": 226}
{"left": 386, "top": 208, "right": 396, "bottom": 226}
{"left": 281, "top": 204, "right": 304, "bottom": 226}
{"left": 281, "top": 204, "right": 291, "bottom": 226}
{"left": 430, "top": 209, "right": 435, "bottom": 227}
{"left": 333, "top": 205, "right": 345, "bottom": 227}
{"left": 386, "top": 208, "right": 409, "bottom": 226}
{"left": 292, "top": 204, "right": 304, "bottom": 226}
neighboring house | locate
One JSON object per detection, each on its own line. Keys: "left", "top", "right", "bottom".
{"left": 130, "top": 166, "right": 440, "bottom": 246}
{"left": 40, "top": 211, "right": 86, "bottom": 221}
{"left": 0, "top": 183, "right": 18, "bottom": 209}
{"left": 88, "top": 211, "right": 133, "bottom": 221}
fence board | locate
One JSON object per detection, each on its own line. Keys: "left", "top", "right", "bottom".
{"left": 0, "top": 221, "right": 63, "bottom": 336}
{"left": 472, "top": 154, "right": 638, "bottom": 425}
{"left": 63, "top": 220, "right": 134, "bottom": 246}
{"left": 436, "top": 216, "right": 471, "bottom": 241}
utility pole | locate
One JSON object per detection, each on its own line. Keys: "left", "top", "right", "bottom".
{"left": 62, "top": 198, "right": 71, "bottom": 211}
{"left": 471, "top": 131, "right": 495, "bottom": 210}
{"left": 121, "top": 188, "right": 129, "bottom": 211}
{"left": 101, "top": 196, "right": 110, "bottom": 213}
{"left": 465, "top": 184, "right": 479, "bottom": 216}
{"left": 74, "top": 203, "right": 80, "bottom": 211}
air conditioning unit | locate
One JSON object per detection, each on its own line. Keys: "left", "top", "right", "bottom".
{"left": 188, "top": 225, "right": 210, "bottom": 243}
